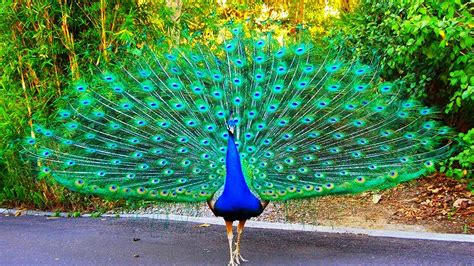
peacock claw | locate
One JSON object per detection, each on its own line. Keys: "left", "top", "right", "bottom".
{"left": 232, "top": 249, "right": 248, "bottom": 264}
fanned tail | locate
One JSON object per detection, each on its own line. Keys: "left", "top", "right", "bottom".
{"left": 24, "top": 25, "right": 453, "bottom": 202}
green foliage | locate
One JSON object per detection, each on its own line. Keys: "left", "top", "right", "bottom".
{"left": 333, "top": 0, "right": 473, "bottom": 182}
{"left": 439, "top": 129, "right": 474, "bottom": 180}
{"left": 335, "top": 0, "right": 473, "bottom": 118}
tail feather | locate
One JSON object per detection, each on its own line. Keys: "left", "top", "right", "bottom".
{"left": 24, "top": 26, "right": 453, "bottom": 202}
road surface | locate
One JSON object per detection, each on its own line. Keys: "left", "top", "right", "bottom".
{"left": 0, "top": 215, "right": 473, "bottom": 265}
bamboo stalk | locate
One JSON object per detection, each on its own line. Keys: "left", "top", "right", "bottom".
{"left": 101, "top": 0, "right": 108, "bottom": 60}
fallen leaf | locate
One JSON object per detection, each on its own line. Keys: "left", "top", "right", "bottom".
{"left": 194, "top": 223, "right": 211, "bottom": 228}
{"left": 372, "top": 194, "right": 382, "bottom": 204}
{"left": 453, "top": 198, "right": 472, "bottom": 209}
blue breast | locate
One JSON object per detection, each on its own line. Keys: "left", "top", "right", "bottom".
{"left": 214, "top": 184, "right": 263, "bottom": 221}
{"left": 212, "top": 132, "right": 264, "bottom": 221}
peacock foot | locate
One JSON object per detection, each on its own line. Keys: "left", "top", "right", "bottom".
{"left": 227, "top": 255, "right": 237, "bottom": 266}
{"left": 232, "top": 249, "right": 248, "bottom": 264}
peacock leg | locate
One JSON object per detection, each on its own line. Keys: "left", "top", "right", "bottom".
{"left": 233, "top": 219, "right": 248, "bottom": 264}
{"left": 225, "top": 220, "right": 236, "bottom": 266}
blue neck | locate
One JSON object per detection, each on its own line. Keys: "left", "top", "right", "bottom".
{"left": 223, "top": 133, "right": 251, "bottom": 194}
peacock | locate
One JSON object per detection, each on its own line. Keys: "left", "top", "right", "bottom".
{"left": 24, "top": 25, "right": 452, "bottom": 265}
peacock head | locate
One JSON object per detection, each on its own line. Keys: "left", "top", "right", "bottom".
{"left": 226, "top": 116, "right": 236, "bottom": 135}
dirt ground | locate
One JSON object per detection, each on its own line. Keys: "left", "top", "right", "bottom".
{"left": 275, "top": 174, "right": 473, "bottom": 234}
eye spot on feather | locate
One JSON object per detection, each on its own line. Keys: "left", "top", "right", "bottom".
{"left": 286, "top": 146, "right": 297, "bottom": 152}
{"left": 339, "top": 170, "right": 348, "bottom": 176}
{"left": 438, "top": 127, "right": 449, "bottom": 134}
{"left": 59, "top": 110, "right": 71, "bottom": 118}
{"left": 132, "top": 152, "right": 143, "bottom": 158}
{"left": 110, "top": 159, "right": 121, "bottom": 165}
{"left": 109, "top": 123, "right": 119, "bottom": 130}
{"left": 423, "top": 121, "right": 434, "bottom": 129}
{"left": 328, "top": 84, "right": 340, "bottom": 92}
{"left": 325, "top": 183, "right": 334, "bottom": 189}
{"left": 398, "top": 112, "right": 408, "bottom": 118}
{"left": 380, "top": 145, "right": 391, "bottom": 151}
{"left": 355, "top": 85, "right": 366, "bottom": 92}
{"left": 264, "top": 151, "right": 274, "bottom": 158}
{"left": 333, "top": 132, "right": 345, "bottom": 139}
{"left": 389, "top": 170, "right": 398, "bottom": 179}
{"left": 129, "top": 138, "right": 140, "bottom": 144}
{"left": 301, "top": 116, "right": 314, "bottom": 124}
{"left": 296, "top": 46, "right": 305, "bottom": 54}
{"left": 424, "top": 161, "right": 434, "bottom": 167}
{"left": 355, "top": 176, "right": 365, "bottom": 183}
{"left": 314, "top": 172, "right": 325, "bottom": 178}
{"left": 420, "top": 108, "right": 431, "bottom": 115}
{"left": 299, "top": 167, "right": 308, "bottom": 173}
{"left": 41, "top": 167, "right": 51, "bottom": 174}
{"left": 322, "top": 160, "right": 333, "bottom": 166}
{"left": 41, "top": 150, "right": 51, "bottom": 157}
{"left": 97, "top": 171, "right": 106, "bottom": 176}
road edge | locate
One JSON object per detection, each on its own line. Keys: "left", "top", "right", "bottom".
{"left": 1, "top": 208, "right": 472, "bottom": 243}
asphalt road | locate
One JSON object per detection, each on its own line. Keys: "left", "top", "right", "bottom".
{"left": 1, "top": 215, "right": 473, "bottom": 265}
